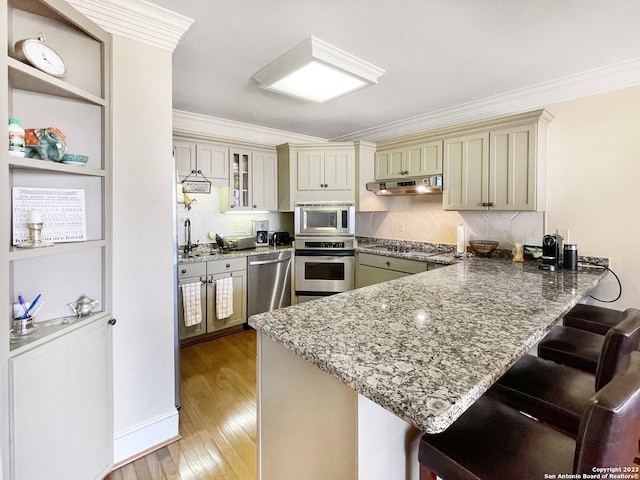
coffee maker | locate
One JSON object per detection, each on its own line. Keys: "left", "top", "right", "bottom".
{"left": 539, "top": 233, "right": 563, "bottom": 271}
{"left": 253, "top": 220, "right": 269, "bottom": 247}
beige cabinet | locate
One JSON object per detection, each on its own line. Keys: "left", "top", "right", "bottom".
{"left": 174, "top": 140, "right": 229, "bottom": 183}
{"left": 356, "top": 253, "right": 443, "bottom": 288}
{"left": 177, "top": 258, "right": 246, "bottom": 343}
{"left": 177, "top": 262, "right": 207, "bottom": 341}
{"left": 278, "top": 143, "right": 356, "bottom": 211}
{"left": 10, "top": 318, "right": 113, "bottom": 480}
{"left": 251, "top": 150, "right": 278, "bottom": 211}
{"left": 375, "top": 140, "right": 442, "bottom": 180}
{"left": 443, "top": 132, "right": 490, "bottom": 210}
{"left": 207, "top": 270, "right": 246, "bottom": 331}
{"left": 221, "top": 148, "right": 278, "bottom": 212}
{"left": 443, "top": 111, "right": 552, "bottom": 211}
{"left": 3, "top": 0, "right": 115, "bottom": 477}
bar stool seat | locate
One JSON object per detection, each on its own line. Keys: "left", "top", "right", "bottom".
{"left": 563, "top": 304, "right": 624, "bottom": 335}
{"left": 487, "top": 354, "right": 592, "bottom": 434}
{"left": 537, "top": 326, "right": 602, "bottom": 373}
{"left": 489, "top": 308, "right": 640, "bottom": 435}
{"left": 419, "top": 352, "right": 640, "bottom": 480}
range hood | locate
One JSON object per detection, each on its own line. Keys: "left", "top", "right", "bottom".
{"left": 366, "top": 175, "right": 443, "bottom": 196}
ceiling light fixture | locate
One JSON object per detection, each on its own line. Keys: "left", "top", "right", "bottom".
{"left": 252, "top": 36, "right": 385, "bottom": 103}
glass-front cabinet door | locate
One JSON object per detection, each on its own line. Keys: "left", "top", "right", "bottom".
{"left": 230, "top": 149, "right": 251, "bottom": 210}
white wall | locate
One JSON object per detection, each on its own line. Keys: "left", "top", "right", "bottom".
{"left": 546, "top": 86, "right": 640, "bottom": 310}
{"left": 111, "top": 36, "right": 178, "bottom": 462}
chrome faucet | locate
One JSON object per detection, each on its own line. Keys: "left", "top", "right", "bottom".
{"left": 184, "top": 218, "right": 193, "bottom": 255}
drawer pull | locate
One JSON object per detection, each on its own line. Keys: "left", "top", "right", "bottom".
{"left": 181, "top": 269, "right": 187, "bottom": 274}
{"left": 226, "top": 263, "right": 231, "bottom": 268}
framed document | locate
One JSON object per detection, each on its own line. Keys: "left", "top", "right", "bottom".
{"left": 12, "top": 187, "right": 87, "bottom": 245}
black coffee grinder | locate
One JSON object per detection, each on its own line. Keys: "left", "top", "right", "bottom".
{"left": 539, "top": 233, "right": 563, "bottom": 271}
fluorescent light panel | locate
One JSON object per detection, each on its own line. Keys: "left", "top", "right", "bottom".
{"left": 253, "top": 36, "right": 385, "bottom": 103}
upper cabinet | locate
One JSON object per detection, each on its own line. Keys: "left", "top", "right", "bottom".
{"left": 221, "top": 148, "right": 278, "bottom": 211}
{"left": 372, "top": 110, "right": 553, "bottom": 212}
{"left": 277, "top": 143, "right": 355, "bottom": 211}
{"left": 251, "top": 150, "right": 278, "bottom": 212}
{"left": 443, "top": 111, "right": 552, "bottom": 211}
{"left": 442, "top": 132, "right": 490, "bottom": 210}
{"left": 174, "top": 140, "right": 228, "bottom": 184}
{"left": 375, "top": 140, "right": 442, "bottom": 180}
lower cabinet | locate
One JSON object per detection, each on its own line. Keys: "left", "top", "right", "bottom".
{"left": 178, "top": 257, "right": 246, "bottom": 343}
{"left": 207, "top": 259, "right": 247, "bottom": 332}
{"left": 356, "top": 252, "right": 442, "bottom": 288}
{"left": 9, "top": 317, "right": 113, "bottom": 480}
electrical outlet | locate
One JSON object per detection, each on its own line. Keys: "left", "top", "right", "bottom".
{"left": 398, "top": 222, "right": 405, "bottom": 233}
{"left": 557, "top": 228, "right": 570, "bottom": 243}
{"left": 234, "top": 224, "right": 246, "bottom": 233}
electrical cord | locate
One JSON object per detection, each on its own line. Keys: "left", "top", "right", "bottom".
{"left": 578, "top": 262, "right": 622, "bottom": 303}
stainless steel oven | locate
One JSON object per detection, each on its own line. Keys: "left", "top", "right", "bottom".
{"left": 294, "top": 202, "right": 355, "bottom": 237}
{"left": 294, "top": 236, "right": 355, "bottom": 302}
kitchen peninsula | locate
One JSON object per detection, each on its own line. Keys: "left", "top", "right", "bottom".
{"left": 248, "top": 257, "right": 608, "bottom": 480}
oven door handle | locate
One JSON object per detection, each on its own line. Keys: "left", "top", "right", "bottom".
{"left": 294, "top": 250, "right": 355, "bottom": 257}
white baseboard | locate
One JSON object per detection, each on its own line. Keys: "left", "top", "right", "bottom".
{"left": 113, "top": 408, "right": 179, "bottom": 464}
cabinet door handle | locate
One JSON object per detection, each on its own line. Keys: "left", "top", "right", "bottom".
{"left": 200, "top": 277, "right": 207, "bottom": 284}
{"left": 253, "top": 205, "right": 257, "bottom": 209}
{"left": 230, "top": 204, "right": 235, "bottom": 208}
{"left": 181, "top": 269, "right": 187, "bottom": 274}
{"left": 226, "top": 263, "right": 231, "bottom": 268}
{"left": 108, "top": 318, "right": 117, "bottom": 326}
{"left": 482, "top": 202, "right": 489, "bottom": 207}
{"left": 488, "top": 202, "right": 495, "bottom": 207}
{"left": 386, "top": 261, "right": 390, "bottom": 267}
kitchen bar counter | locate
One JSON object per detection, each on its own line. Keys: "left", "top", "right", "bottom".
{"left": 249, "top": 257, "right": 607, "bottom": 434}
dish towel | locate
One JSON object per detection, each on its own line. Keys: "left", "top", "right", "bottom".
{"left": 181, "top": 282, "right": 202, "bottom": 327}
{"left": 216, "top": 277, "right": 234, "bottom": 319}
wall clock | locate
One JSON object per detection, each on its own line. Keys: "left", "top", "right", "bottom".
{"left": 14, "top": 33, "right": 67, "bottom": 78}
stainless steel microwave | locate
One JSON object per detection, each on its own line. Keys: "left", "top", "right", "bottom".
{"left": 294, "top": 202, "right": 355, "bottom": 237}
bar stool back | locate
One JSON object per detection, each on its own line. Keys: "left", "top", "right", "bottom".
{"left": 418, "top": 352, "right": 640, "bottom": 480}
{"left": 563, "top": 303, "right": 624, "bottom": 335}
{"left": 538, "top": 308, "right": 640, "bottom": 376}
{"left": 489, "top": 306, "right": 640, "bottom": 435}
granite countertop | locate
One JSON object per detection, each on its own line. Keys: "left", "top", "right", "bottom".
{"left": 248, "top": 257, "right": 608, "bottom": 433}
{"left": 178, "top": 244, "right": 293, "bottom": 264}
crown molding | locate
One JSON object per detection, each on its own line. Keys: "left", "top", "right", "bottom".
{"left": 172, "top": 110, "right": 328, "bottom": 147}
{"left": 332, "top": 57, "right": 640, "bottom": 143}
{"left": 65, "top": 0, "right": 194, "bottom": 52}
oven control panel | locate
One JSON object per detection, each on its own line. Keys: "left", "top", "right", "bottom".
{"left": 295, "top": 237, "right": 354, "bottom": 251}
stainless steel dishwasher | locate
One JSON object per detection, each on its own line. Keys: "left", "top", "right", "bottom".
{"left": 247, "top": 251, "right": 292, "bottom": 321}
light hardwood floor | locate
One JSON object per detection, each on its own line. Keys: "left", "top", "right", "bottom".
{"left": 107, "top": 329, "right": 257, "bottom": 480}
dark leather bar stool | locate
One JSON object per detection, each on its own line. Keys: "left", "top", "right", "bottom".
{"left": 538, "top": 308, "right": 639, "bottom": 373}
{"left": 418, "top": 352, "right": 640, "bottom": 480}
{"left": 488, "top": 307, "right": 640, "bottom": 434}
{"left": 563, "top": 303, "right": 624, "bottom": 335}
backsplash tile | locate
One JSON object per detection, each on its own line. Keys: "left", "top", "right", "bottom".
{"left": 356, "top": 198, "right": 544, "bottom": 248}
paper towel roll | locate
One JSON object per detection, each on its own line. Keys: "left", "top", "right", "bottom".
{"left": 456, "top": 225, "right": 466, "bottom": 254}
